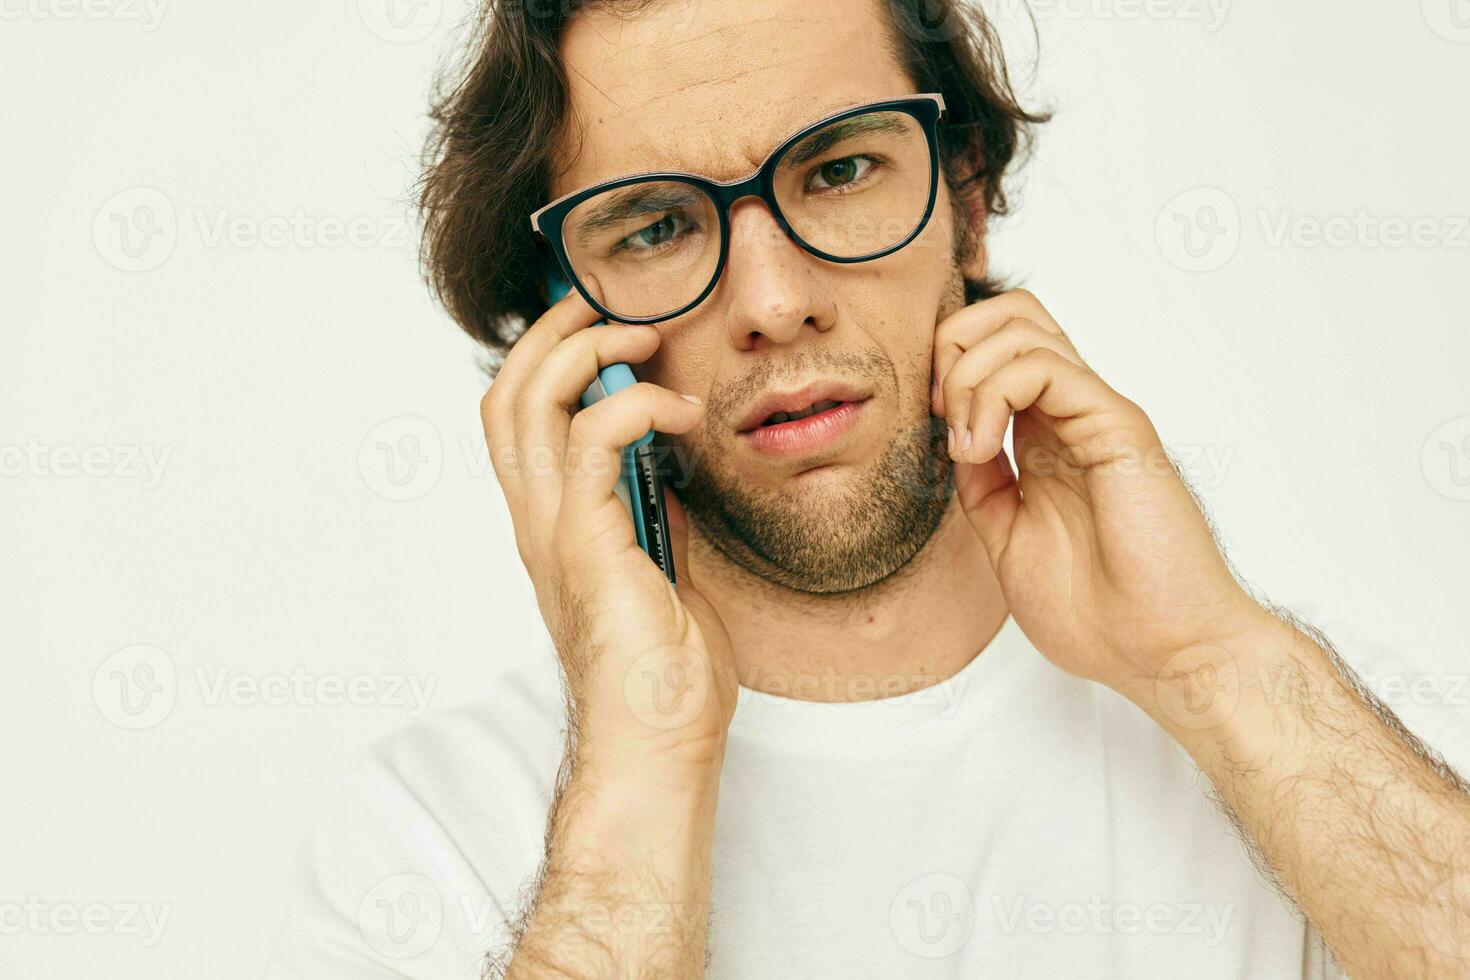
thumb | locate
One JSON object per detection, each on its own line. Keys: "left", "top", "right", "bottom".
{"left": 954, "top": 452, "right": 1020, "bottom": 565}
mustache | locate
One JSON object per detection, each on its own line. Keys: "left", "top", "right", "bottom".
{"left": 701, "top": 346, "right": 899, "bottom": 430}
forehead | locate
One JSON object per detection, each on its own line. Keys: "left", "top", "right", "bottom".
{"left": 549, "top": 0, "right": 917, "bottom": 199}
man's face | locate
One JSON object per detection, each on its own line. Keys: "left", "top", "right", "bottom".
{"left": 554, "top": 0, "right": 980, "bottom": 594}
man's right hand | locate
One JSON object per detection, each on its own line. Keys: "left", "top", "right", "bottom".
{"left": 480, "top": 279, "right": 736, "bottom": 976}
{"left": 478, "top": 276, "right": 737, "bottom": 766}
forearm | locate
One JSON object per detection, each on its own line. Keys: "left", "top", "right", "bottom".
{"left": 501, "top": 743, "right": 724, "bottom": 980}
{"left": 1126, "top": 614, "right": 1470, "bottom": 978}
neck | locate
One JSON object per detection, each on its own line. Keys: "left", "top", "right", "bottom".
{"left": 686, "top": 494, "right": 1009, "bottom": 702}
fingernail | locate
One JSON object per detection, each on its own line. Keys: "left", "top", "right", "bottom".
{"left": 961, "top": 429, "right": 973, "bottom": 452}
{"left": 680, "top": 393, "right": 702, "bottom": 404}
{"left": 947, "top": 426, "right": 955, "bottom": 453}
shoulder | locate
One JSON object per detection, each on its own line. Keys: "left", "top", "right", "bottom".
{"left": 266, "top": 653, "right": 568, "bottom": 979}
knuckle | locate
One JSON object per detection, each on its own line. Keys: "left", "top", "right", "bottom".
{"left": 480, "top": 384, "right": 508, "bottom": 432}
{"left": 1022, "top": 345, "right": 1065, "bottom": 366}
{"left": 942, "top": 368, "right": 968, "bottom": 402}
{"left": 511, "top": 528, "right": 538, "bottom": 569}
{"left": 994, "top": 317, "right": 1045, "bottom": 349}
{"left": 933, "top": 314, "right": 958, "bottom": 344}
{"left": 566, "top": 408, "right": 596, "bottom": 446}
{"left": 1118, "top": 395, "right": 1152, "bottom": 424}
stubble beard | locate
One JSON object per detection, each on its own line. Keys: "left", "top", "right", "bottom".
{"left": 670, "top": 346, "right": 956, "bottom": 595}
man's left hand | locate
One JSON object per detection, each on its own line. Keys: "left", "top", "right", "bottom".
{"left": 932, "top": 288, "right": 1274, "bottom": 697}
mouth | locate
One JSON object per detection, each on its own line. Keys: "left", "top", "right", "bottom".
{"left": 736, "top": 381, "right": 871, "bottom": 458}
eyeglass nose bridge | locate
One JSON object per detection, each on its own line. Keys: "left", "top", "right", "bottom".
{"left": 705, "top": 168, "right": 809, "bottom": 263}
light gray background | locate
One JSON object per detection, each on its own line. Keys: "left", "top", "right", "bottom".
{"left": 3, "top": 0, "right": 1468, "bottom": 976}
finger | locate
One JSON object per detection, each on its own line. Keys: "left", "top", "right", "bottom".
{"left": 562, "top": 383, "right": 706, "bottom": 524}
{"left": 482, "top": 272, "right": 610, "bottom": 452}
{"left": 515, "top": 324, "right": 663, "bottom": 531}
{"left": 940, "top": 319, "right": 1086, "bottom": 458}
{"left": 957, "top": 347, "right": 1121, "bottom": 465}
{"left": 954, "top": 452, "right": 1021, "bottom": 564}
{"left": 932, "top": 289, "right": 1078, "bottom": 418}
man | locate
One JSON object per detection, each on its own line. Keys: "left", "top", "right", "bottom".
{"left": 269, "top": 1, "right": 1470, "bottom": 977}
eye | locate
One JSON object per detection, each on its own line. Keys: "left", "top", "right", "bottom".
{"left": 807, "top": 155, "right": 876, "bottom": 192}
{"left": 620, "top": 211, "right": 694, "bottom": 253}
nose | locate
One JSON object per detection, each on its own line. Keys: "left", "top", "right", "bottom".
{"left": 720, "top": 197, "right": 836, "bottom": 352}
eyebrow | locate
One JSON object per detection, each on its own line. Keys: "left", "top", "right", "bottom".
{"left": 572, "top": 184, "right": 706, "bottom": 246}
{"left": 778, "top": 113, "right": 912, "bottom": 169}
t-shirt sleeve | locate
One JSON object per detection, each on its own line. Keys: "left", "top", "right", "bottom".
{"left": 264, "top": 705, "right": 560, "bottom": 980}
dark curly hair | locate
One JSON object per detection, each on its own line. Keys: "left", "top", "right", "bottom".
{"left": 418, "top": 0, "right": 1047, "bottom": 374}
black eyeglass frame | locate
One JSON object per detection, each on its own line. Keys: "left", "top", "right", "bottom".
{"left": 528, "top": 93, "right": 948, "bottom": 325}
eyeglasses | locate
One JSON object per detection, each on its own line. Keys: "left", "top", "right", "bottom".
{"left": 529, "top": 93, "right": 947, "bottom": 324}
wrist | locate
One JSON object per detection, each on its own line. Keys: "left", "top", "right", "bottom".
{"left": 552, "top": 741, "right": 724, "bottom": 875}
{"left": 573, "top": 640, "right": 735, "bottom": 764}
{"left": 1117, "top": 605, "right": 1307, "bottom": 753}
{"left": 574, "top": 730, "right": 728, "bottom": 791}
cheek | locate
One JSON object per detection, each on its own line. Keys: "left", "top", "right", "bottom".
{"left": 858, "top": 249, "right": 954, "bottom": 367}
{"left": 637, "top": 323, "right": 721, "bottom": 399}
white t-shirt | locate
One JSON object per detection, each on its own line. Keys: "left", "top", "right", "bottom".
{"left": 266, "top": 616, "right": 1349, "bottom": 979}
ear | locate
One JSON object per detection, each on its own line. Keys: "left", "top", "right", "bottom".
{"left": 956, "top": 182, "right": 989, "bottom": 283}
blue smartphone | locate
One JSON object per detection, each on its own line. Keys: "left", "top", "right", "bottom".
{"left": 543, "top": 269, "right": 676, "bottom": 584}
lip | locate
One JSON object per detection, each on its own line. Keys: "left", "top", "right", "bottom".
{"left": 735, "top": 380, "right": 872, "bottom": 433}
{"left": 739, "top": 400, "right": 868, "bottom": 457}
{"left": 735, "top": 380, "right": 871, "bottom": 459}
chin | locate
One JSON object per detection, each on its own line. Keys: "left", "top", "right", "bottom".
{"left": 676, "top": 414, "right": 955, "bottom": 594}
